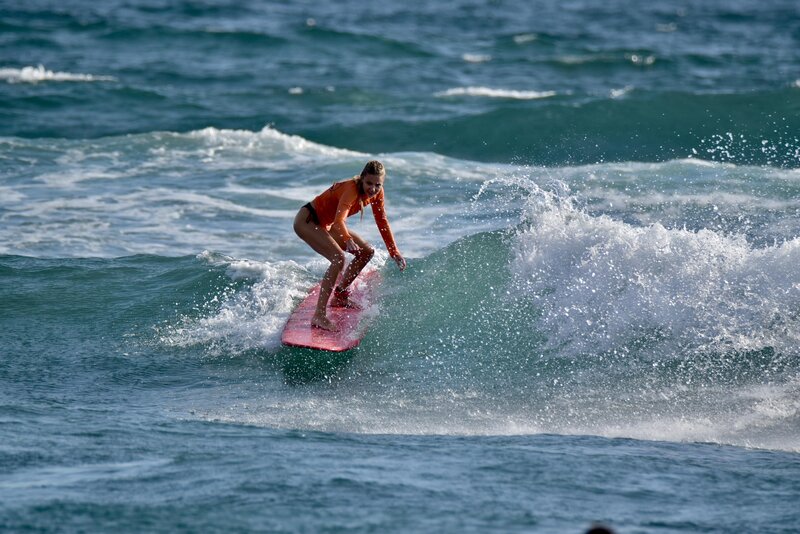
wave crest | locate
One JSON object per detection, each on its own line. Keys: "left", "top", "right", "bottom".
{"left": 510, "top": 176, "right": 800, "bottom": 359}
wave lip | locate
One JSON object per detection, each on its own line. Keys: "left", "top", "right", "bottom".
{"left": 0, "top": 64, "right": 117, "bottom": 84}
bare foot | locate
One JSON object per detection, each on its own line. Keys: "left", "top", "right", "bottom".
{"left": 311, "top": 315, "right": 338, "bottom": 331}
{"left": 329, "top": 293, "right": 362, "bottom": 310}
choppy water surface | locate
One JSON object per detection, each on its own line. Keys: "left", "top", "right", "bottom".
{"left": 2, "top": 0, "right": 800, "bottom": 532}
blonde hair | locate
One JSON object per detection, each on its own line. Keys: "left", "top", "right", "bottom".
{"left": 360, "top": 160, "right": 385, "bottom": 179}
{"left": 352, "top": 160, "right": 385, "bottom": 219}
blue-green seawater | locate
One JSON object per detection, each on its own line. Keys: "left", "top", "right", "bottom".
{"left": 2, "top": 1, "right": 800, "bottom": 532}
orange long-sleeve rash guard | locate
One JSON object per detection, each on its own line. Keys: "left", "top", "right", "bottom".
{"left": 310, "top": 179, "right": 400, "bottom": 258}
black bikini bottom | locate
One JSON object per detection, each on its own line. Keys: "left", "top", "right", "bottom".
{"left": 303, "top": 202, "right": 320, "bottom": 225}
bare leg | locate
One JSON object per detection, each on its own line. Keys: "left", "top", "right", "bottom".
{"left": 293, "top": 208, "right": 346, "bottom": 331}
{"left": 315, "top": 256, "right": 345, "bottom": 324}
{"left": 330, "top": 232, "right": 374, "bottom": 307}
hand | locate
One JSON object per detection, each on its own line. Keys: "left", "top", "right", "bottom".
{"left": 393, "top": 254, "right": 407, "bottom": 271}
{"left": 344, "top": 239, "right": 360, "bottom": 253}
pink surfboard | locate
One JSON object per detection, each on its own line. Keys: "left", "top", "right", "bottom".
{"left": 281, "top": 270, "right": 380, "bottom": 352}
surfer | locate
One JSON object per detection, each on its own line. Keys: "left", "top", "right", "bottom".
{"left": 293, "top": 160, "right": 406, "bottom": 331}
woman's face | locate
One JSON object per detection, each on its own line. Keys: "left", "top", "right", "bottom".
{"left": 361, "top": 173, "right": 384, "bottom": 198}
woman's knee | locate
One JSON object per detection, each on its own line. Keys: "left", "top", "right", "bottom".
{"left": 330, "top": 250, "right": 346, "bottom": 269}
{"left": 358, "top": 247, "right": 375, "bottom": 261}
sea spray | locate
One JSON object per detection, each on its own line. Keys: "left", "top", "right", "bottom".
{"left": 158, "top": 252, "right": 311, "bottom": 354}
{"left": 509, "top": 173, "right": 800, "bottom": 360}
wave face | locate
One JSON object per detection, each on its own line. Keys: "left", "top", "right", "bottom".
{"left": 145, "top": 187, "right": 800, "bottom": 452}
{"left": 7, "top": 140, "right": 799, "bottom": 451}
{"left": 5, "top": 207, "right": 799, "bottom": 452}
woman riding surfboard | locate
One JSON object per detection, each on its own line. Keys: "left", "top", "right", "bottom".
{"left": 293, "top": 160, "right": 406, "bottom": 331}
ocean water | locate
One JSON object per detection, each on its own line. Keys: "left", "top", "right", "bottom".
{"left": 2, "top": 0, "right": 800, "bottom": 532}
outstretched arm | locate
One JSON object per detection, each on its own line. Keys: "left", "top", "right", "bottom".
{"left": 371, "top": 193, "right": 406, "bottom": 270}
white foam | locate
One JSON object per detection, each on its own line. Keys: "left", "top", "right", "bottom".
{"left": 610, "top": 86, "right": 633, "bottom": 99}
{"left": 513, "top": 33, "right": 538, "bottom": 44}
{"left": 556, "top": 55, "right": 597, "bottom": 65}
{"left": 160, "top": 254, "right": 386, "bottom": 355}
{"left": 3, "top": 134, "right": 796, "bottom": 264}
{"left": 186, "top": 126, "right": 363, "bottom": 160}
{"left": 462, "top": 53, "right": 492, "bottom": 63}
{"left": 137, "top": 126, "right": 365, "bottom": 172}
{"left": 220, "top": 184, "right": 324, "bottom": 203}
{"left": 0, "top": 65, "right": 116, "bottom": 84}
{"left": 0, "top": 186, "right": 25, "bottom": 203}
{"left": 509, "top": 177, "right": 800, "bottom": 358}
{"left": 159, "top": 255, "right": 310, "bottom": 353}
{"left": 628, "top": 54, "right": 656, "bottom": 66}
{"left": 187, "top": 374, "right": 800, "bottom": 452}
{"left": 435, "top": 87, "right": 557, "bottom": 100}
{"left": 557, "top": 379, "right": 800, "bottom": 452}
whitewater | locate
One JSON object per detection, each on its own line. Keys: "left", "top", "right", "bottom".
{"left": 3, "top": 1, "right": 800, "bottom": 532}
